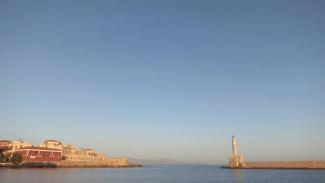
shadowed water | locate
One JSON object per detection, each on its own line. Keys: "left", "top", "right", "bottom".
{"left": 1, "top": 165, "right": 325, "bottom": 183}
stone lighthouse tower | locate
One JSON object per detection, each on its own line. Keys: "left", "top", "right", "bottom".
{"left": 232, "top": 136, "right": 238, "bottom": 158}
{"left": 229, "top": 136, "right": 244, "bottom": 168}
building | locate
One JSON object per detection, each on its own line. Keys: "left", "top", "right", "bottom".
{"left": 63, "top": 147, "right": 108, "bottom": 162}
{"left": 0, "top": 139, "right": 62, "bottom": 163}
{"left": 39, "top": 140, "right": 63, "bottom": 150}
{"left": 10, "top": 140, "right": 32, "bottom": 151}
{"left": 62, "top": 144, "right": 77, "bottom": 155}
{"left": 61, "top": 144, "right": 129, "bottom": 167}
{"left": 0, "top": 139, "right": 33, "bottom": 151}
{"left": 15, "top": 147, "right": 62, "bottom": 162}
{"left": 1, "top": 138, "right": 129, "bottom": 167}
{"left": 0, "top": 140, "right": 11, "bottom": 150}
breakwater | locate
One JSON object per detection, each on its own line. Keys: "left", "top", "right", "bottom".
{"left": 227, "top": 136, "right": 325, "bottom": 169}
{"left": 243, "top": 161, "right": 325, "bottom": 169}
{"left": 223, "top": 161, "right": 325, "bottom": 169}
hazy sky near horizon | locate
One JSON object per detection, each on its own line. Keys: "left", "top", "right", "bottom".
{"left": 1, "top": 0, "right": 325, "bottom": 163}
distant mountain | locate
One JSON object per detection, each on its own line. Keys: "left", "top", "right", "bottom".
{"left": 128, "top": 158, "right": 186, "bottom": 165}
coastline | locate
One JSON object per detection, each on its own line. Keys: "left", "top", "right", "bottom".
{"left": 0, "top": 162, "right": 142, "bottom": 169}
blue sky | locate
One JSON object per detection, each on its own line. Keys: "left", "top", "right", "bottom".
{"left": 0, "top": 0, "right": 325, "bottom": 163}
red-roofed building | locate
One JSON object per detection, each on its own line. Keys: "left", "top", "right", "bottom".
{"left": 15, "top": 147, "right": 62, "bottom": 162}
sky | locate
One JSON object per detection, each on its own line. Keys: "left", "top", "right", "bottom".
{"left": 0, "top": 0, "right": 325, "bottom": 164}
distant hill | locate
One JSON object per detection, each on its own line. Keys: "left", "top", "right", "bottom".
{"left": 128, "top": 158, "right": 186, "bottom": 165}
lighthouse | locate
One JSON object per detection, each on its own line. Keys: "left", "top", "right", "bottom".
{"left": 232, "top": 136, "right": 238, "bottom": 158}
{"left": 229, "top": 136, "right": 245, "bottom": 168}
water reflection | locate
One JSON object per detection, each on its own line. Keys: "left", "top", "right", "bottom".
{"left": 1, "top": 165, "right": 325, "bottom": 183}
{"left": 233, "top": 169, "right": 241, "bottom": 183}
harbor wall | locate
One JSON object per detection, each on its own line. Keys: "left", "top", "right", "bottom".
{"left": 243, "top": 161, "right": 325, "bottom": 169}
{"left": 55, "top": 158, "right": 129, "bottom": 167}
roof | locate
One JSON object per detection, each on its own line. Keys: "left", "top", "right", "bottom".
{"left": 15, "top": 146, "right": 62, "bottom": 151}
{"left": 44, "top": 139, "right": 61, "bottom": 143}
{"left": 0, "top": 140, "right": 11, "bottom": 142}
{"left": 82, "top": 148, "right": 95, "bottom": 151}
{"left": 83, "top": 148, "right": 94, "bottom": 151}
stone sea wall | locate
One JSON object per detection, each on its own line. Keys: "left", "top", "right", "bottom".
{"left": 243, "top": 161, "right": 325, "bottom": 169}
{"left": 55, "top": 158, "right": 129, "bottom": 167}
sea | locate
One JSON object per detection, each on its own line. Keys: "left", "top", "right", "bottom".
{"left": 1, "top": 165, "right": 325, "bottom": 183}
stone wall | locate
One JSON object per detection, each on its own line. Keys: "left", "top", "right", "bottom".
{"left": 56, "top": 158, "right": 129, "bottom": 167}
{"left": 244, "top": 161, "right": 325, "bottom": 169}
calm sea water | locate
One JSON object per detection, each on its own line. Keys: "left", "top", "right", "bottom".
{"left": 1, "top": 165, "right": 325, "bottom": 183}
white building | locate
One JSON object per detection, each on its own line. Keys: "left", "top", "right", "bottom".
{"left": 39, "top": 140, "right": 63, "bottom": 150}
{"left": 10, "top": 140, "right": 32, "bottom": 151}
